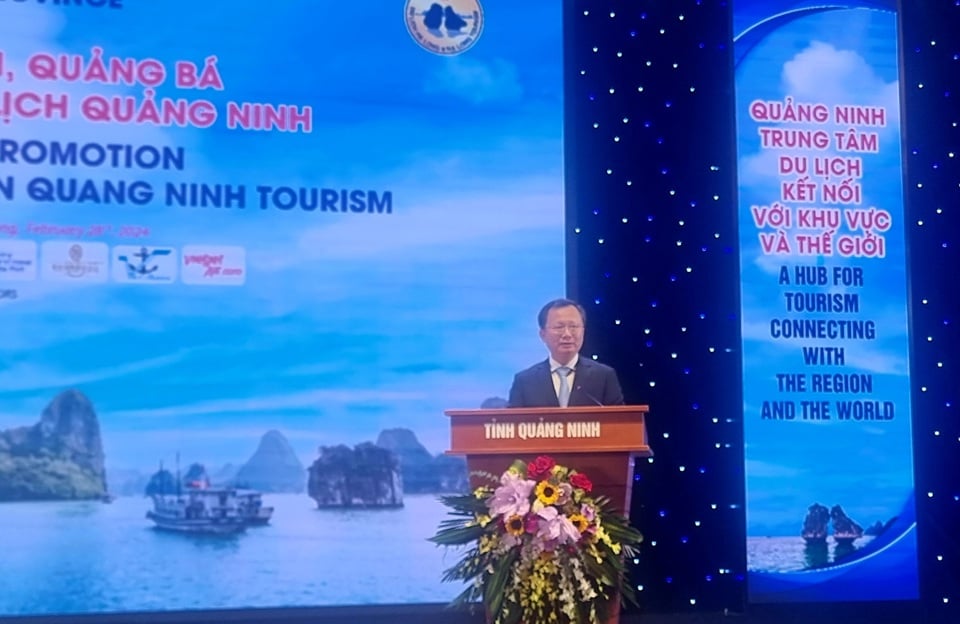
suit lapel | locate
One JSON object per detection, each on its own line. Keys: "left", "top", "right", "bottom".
{"left": 570, "top": 358, "right": 591, "bottom": 404}
{"left": 537, "top": 360, "right": 559, "bottom": 406}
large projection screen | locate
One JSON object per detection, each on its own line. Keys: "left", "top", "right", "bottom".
{"left": 0, "top": 0, "right": 565, "bottom": 617}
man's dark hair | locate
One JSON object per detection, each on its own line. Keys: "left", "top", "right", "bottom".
{"left": 537, "top": 298, "right": 587, "bottom": 329}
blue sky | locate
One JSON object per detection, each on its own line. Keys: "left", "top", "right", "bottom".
{"left": 0, "top": 1, "right": 566, "bottom": 470}
{"left": 734, "top": 7, "right": 914, "bottom": 536}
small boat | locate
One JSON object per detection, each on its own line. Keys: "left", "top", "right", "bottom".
{"left": 236, "top": 489, "right": 274, "bottom": 526}
{"left": 146, "top": 488, "right": 247, "bottom": 535}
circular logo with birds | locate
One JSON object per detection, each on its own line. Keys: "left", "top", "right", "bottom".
{"left": 405, "top": 0, "right": 484, "bottom": 56}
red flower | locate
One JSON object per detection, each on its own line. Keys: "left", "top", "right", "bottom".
{"left": 570, "top": 472, "right": 593, "bottom": 492}
{"left": 527, "top": 455, "right": 556, "bottom": 479}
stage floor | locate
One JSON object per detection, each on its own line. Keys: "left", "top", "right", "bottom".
{"left": 53, "top": 601, "right": 943, "bottom": 624}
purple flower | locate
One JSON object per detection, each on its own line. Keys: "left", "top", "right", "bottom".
{"left": 536, "top": 506, "right": 582, "bottom": 547}
{"left": 524, "top": 512, "right": 540, "bottom": 534}
{"left": 487, "top": 472, "right": 535, "bottom": 518}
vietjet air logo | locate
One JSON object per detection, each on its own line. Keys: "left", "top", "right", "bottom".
{"left": 405, "top": 0, "right": 484, "bottom": 56}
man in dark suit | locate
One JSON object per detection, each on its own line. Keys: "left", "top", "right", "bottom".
{"left": 508, "top": 298, "right": 624, "bottom": 408}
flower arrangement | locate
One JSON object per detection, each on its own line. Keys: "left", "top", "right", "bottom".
{"left": 430, "top": 455, "right": 643, "bottom": 624}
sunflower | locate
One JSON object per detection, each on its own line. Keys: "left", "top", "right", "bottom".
{"left": 505, "top": 514, "right": 526, "bottom": 536}
{"left": 568, "top": 513, "right": 589, "bottom": 534}
{"left": 535, "top": 480, "right": 560, "bottom": 505}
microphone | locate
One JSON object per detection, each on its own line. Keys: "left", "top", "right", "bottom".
{"left": 575, "top": 385, "right": 604, "bottom": 407}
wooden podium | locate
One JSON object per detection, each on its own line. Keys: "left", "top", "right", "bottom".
{"left": 444, "top": 405, "right": 652, "bottom": 519}
{"left": 444, "top": 405, "right": 651, "bottom": 624}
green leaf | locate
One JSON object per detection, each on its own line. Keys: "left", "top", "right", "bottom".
{"left": 430, "top": 523, "right": 486, "bottom": 546}
{"left": 483, "top": 547, "right": 519, "bottom": 620}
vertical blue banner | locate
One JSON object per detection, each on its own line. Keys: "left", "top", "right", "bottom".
{"left": 733, "top": 1, "right": 919, "bottom": 603}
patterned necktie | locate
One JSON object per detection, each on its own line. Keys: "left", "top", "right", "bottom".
{"left": 556, "top": 366, "right": 572, "bottom": 407}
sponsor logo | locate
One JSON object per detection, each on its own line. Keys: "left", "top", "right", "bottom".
{"left": 41, "top": 241, "right": 109, "bottom": 283}
{"left": 113, "top": 245, "right": 177, "bottom": 284}
{"left": 181, "top": 245, "right": 245, "bottom": 286}
{"left": 405, "top": 0, "right": 484, "bottom": 56}
{"left": 0, "top": 240, "right": 38, "bottom": 281}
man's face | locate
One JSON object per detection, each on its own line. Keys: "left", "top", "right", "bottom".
{"left": 539, "top": 305, "right": 585, "bottom": 364}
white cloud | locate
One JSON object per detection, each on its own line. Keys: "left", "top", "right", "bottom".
{"left": 0, "top": 350, "right": 189, "bottom": 393}
{"left": 784, "top": 41, "right": 875, "bottom": 97}
{"left": 740, "top": 40, "right": 902, "bottom": 192}
{"left": 106, "top": 387, "right": 429, "bottom": 421}
{"left": 782, "top": 40, "right": 901, "bottom": 131}
{"left": 250, "top": 184, "right": 561, "bottom": 271}
{"left": 424, "top": 56, "right": 523, "bottom": 104}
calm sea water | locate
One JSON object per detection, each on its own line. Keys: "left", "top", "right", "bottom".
{"left": 747, "top": 535, "right": 876, "bottom": 573}
{"left": 0, "top": 494, "right": 462, "bottom": 616}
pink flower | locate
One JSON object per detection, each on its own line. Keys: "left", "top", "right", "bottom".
{"left": 536, "top": 506, "right": 582, "bottom": 547}
{"left": 487, "top": 472, "right": 535, "bottom": 518}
